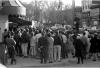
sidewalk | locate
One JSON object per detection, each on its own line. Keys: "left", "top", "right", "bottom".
{"left": 5, "top": 57, "right": 77, "bottom": 68}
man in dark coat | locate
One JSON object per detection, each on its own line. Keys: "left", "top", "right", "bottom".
{"left": 38, "top": 33, "right": 49, "bottom": 63}
{"left": 14, "top": 31, "right": 22, "bottom": 56}
{"left": 75, "top": 35, "right": 84, "bottom": 64}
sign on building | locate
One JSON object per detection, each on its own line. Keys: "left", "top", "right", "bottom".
{"left": 90, "top": 8, "right": 99, "bottom": 17}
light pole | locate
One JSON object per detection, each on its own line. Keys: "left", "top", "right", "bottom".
{"left": 72, "top": 0, "right": 75, "bottom": 28}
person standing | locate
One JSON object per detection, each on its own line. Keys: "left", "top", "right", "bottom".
{"left": 75, "top": 35, "right": 84, "bottom": 64}
{"left": 6, "top": 34, "right": 16, "bottom": 64}
{"left": 30, "top": 32, "right": 36, "bottom": 57}
{"left": 38, "top": 33, "right": 49, "bottom": 64}
{"left": 47, "top": 33, "right": 54, "bottom": 63}
{"left": 21, "top": 29, "right": 30, "bottom": 57}
{"left": 67, "top": 33, "right": 74, "bottom": 60}
{"left": 60, "top": 31, "right": 67, "bottom": 59}
{"left": 80, "top": 32, "right": 88, "bottom": 59}
{"left": 53, "top": 31, "right": 62, "bottom": 62}
{"left": 14, "top": 31, "right": 22, "bottom": 56}
{"left": 89, "top": 34, "right": 97, "bottom": 61}
{"left": 35, "top": 30, "right": 42, "bottom": 59}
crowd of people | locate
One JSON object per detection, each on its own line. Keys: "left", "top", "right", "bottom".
{"left": 2, "top": 27, "right": 100, "bottom": 65}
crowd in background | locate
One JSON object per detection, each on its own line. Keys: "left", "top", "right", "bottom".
{"left": 2, "top": 26, "right": 100, "bottom": 65}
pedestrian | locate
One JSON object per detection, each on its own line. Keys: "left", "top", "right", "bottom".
{"left": 21, "top": 29, "right": 29, "bottom": 57}
{"left": 6, "top": 34, "right": 16, "bottom": 65}
{"left": 30, "top": 32, "right": 36, "bottom": 57}
{"left": 38, "top": 33, "right": 49, "bottom": 64}
{"left": 80, "top": 32, "right": 88, "bottom": 59}
{"left": 67, "top": 33, "right": 74, "bottom": 61}
{"left": 35, "top": 30, "right": 42, "bottom": 59}
{"left": 89, "top": 34, "right": 97, "bottom": 61}
{"left": 97, "top": 34, "right": 100, "bottom": 59}
{"left": 60, "top": 31, "right": 68, "bottom": 59}
{"left": 47, "top": 33, "right": 54, "bottom": 63}
{"left": 75, "top": 35, "right": 84, "bottom": 64}
{"left": 53, "top": 31, "right": 62, "bottom": 62}
{"left": 14, "top": 31, "right": 22, "bottom": 57}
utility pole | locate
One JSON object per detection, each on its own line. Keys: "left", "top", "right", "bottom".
{"left": 72, "top": 0, "right": 76, "bottom": 29}
{"left": 58, "top": 0, "right": 63, "bottom": 24}
{"left": 35, "top": 0, "right": 37, "bottom": 22}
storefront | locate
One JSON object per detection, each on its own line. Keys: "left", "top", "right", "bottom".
{"left": 82, "top": 11, "right": 90, "bottom": 26}
{"left": 90, "top": 5, "right": 100, "bottom": 26}
{"left": 0, "top": 0, "right": 26, "bottom": 65}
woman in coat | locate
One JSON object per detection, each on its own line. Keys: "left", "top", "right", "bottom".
{"left": 30, "top": 32, "right": 36, "bottom": 57}
{"left": 47, "top": 33, "right": 54, "bottom": 63}
{"left": 75, "top": 35, "right": 84, "bottom": 64}
{"left": 67, "top": 33, "right": 74, "bottom": 59}
{"left": 6, "top": 34, "right": 16, "bottom": 65}
{"left": 89, "top": 34, "right": 97, "bottom": 61}
{"left": 97, "top": 34, "right": 100, "bottom": 59}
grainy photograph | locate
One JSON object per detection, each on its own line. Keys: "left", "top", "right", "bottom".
{"left": 0, "top": 0, "right": 100, "bottom": 68}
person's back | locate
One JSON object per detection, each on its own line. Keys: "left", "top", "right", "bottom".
{"left": 21, "top": 31, "right": 28, "bottom": 43}
{"left": 38, "top": 36, "right": 48, "bottom": 49}
{"left": 35, "top": 33, "right": 42, "bottom": 42}
{"left": 61, "top": 34, "right": 67, "bottom": 43}
{"left": 47, "top": 37, "right": 54, "bottom": 48}
{"left": 14, "top": 33, "right": 21, "bottom": 43}
{"left": 81, "top": 32, "right": 88, "bottom": 46}
{"left": 54, "top": 34, "right": 61, "bottom": 45}
{"left": 6, "top": 36, "right": 16, "bottom": 48}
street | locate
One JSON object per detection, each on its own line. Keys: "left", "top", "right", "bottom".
{"left": 5, "top": 57, "right": 100, "bottom": 68}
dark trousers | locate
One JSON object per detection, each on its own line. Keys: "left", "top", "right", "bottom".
{"left": 8, "top": 47, "right": 16, "bottom": 63}
{"left": 40, "top": 50, "right": 47, "bottom": 63}
{"left": 27, "top": 42, "right": 30, "bottom": 56}
{"left": 77, "top": 56, "right": 83, "bottom": 63}
{"left": 83, "top": 46, "right": 87, "bottom": 59}
{"left": 61, "top": 43, "right": 68, "bottom": 59}
{"left": 15, "top": 43, "right": 22, "bottom": 56}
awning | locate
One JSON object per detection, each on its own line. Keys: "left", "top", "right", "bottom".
{"left": 0, "top": 0, "right": 26, "bottom": 16}
{"left": 8, "top": 16, "right": 32, "bottom": 26}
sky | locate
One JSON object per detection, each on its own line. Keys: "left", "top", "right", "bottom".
{"left": 20, "top": 0, "right": 82, "bottom": 6}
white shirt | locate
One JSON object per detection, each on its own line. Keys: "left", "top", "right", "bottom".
{"left": 61, "top": 34, "right": 67, "bottom": 43}
{"left": 85, "top": 31, "right": 89, "bottom": 38}
{"left": 30, "top": 36, "right": 36, "bottom": 46}
{"left": 35, "top": 33, "right": 42, "bottom": 42}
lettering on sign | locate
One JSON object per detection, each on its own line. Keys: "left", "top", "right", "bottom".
{"left": 90, "top": 8, "right": 99, "bottom": 16}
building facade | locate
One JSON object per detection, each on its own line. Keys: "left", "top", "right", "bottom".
{"left": 81, "top": 0, "right": 100, "bottom": 27}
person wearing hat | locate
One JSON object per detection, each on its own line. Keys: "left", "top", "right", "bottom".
{"left": 38, "top": 33, "right": 49, "bottom": 63}
{"left": 75, "top": 35, "right": 84, "bottom": 64}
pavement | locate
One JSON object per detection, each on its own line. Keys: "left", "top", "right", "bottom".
{"left": 5, "top": 56, "right": 77, "bottom": 68}
{"left": 3, "top": 56, "right": 100, "bottom": 68}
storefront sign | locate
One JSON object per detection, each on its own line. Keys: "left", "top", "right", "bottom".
{"left": 90, "top": 8, "right": 99, "bottom": 17}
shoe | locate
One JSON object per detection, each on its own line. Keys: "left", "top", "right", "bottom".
{"left": 58, "top": 60, "right": 62, "bottom": 62}
{"left": 40, "top": 62, "right": 43, "bottom": 64}
{"left": 49, "top": 61, "right": 53, "bottom": 63}
{"left": 82, "top": 61, "right": 83, "bottom": 64}
{"left": 14, "top": 60, "right": 17, "bottom": 65}
{"left": 54, "top": 60, "right": 57, "bottom": 62}
{"left": 24, "top": 56, "right": 29, "bottom": 58}
{"left": 92, "top": 59, "right": 96, "bottom": 61}
{"left": 77, "top": 62, "right": 80, "bottom": 64}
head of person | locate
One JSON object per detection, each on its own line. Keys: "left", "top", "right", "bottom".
{"left": 47, "top": 33, "right": 51, "bottom": 37}
{"left": 42, "top": 33, "right": 45, "bottom": 37}
{"left": 77, "top": 35, "right": 80, "bottom": 39}
{"left": 7, "top": 34, "right": 11, "bottom": 38}
{"left": 39, "top": 30, "right": 41, "bottom": 33}
{"left": 4, "top": 29, "right": 7, "bottom": 32}
{"left": 55, "top": 31, "right": 59, "bottom": 35}
{"left": 83, "top": 32, "right": 86, "bottom": 36}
